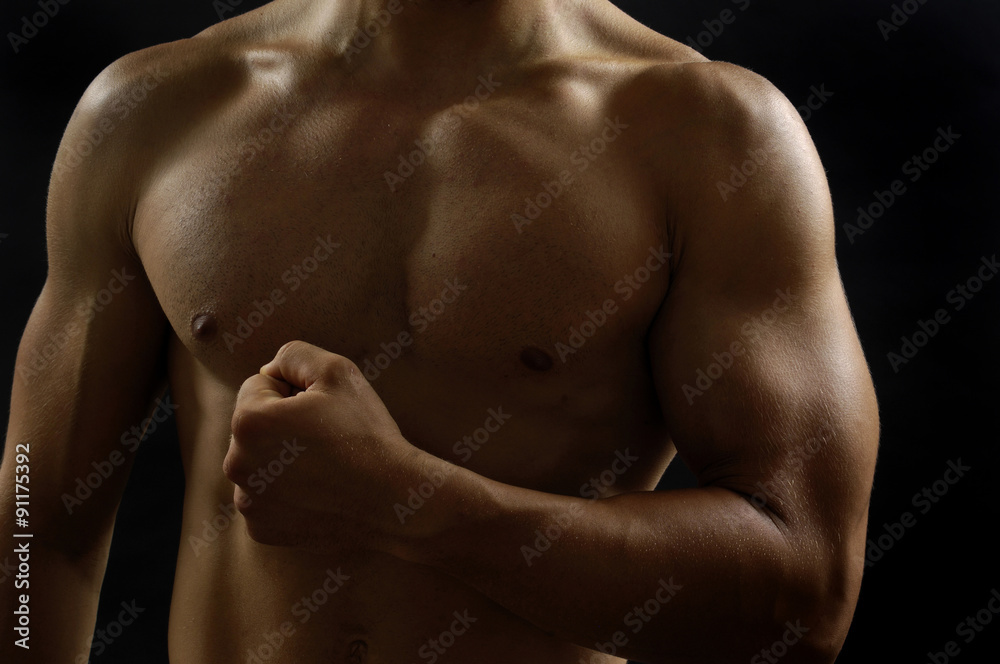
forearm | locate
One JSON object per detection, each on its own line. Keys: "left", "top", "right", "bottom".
{"left": 396, "top": 458, "right": 843, "bottom": 664}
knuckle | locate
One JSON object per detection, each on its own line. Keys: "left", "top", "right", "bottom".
{"left": 322, "top": 353, "right": 357, "bottom": 381}
{"left": 231, "top": 403, "right": 270, "bottom": 441}
{"left": 222, "top": 453, "right": 234, "bottom": 479}
{"left": 222, "top": 450, "right": 246, "bottom": 484}
{"left": 276, "top": 339, "right": 306, "bottom": 362}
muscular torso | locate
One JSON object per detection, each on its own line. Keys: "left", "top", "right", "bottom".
{"left": 127, "top": 4, "right": 696, "bottom": 661}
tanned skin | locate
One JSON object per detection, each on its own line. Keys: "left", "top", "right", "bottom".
{"left": 1, "top": 0, "right": 878, "bottom": 662}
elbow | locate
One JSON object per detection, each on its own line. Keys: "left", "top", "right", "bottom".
{"left": 767, "top": 547, "right": 862, "bottom": 664}
{"left": 709, "top": 487, "right": 865, "bottom": 664}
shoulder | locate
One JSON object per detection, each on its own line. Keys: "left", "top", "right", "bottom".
{"left": 47, "top": 29, "right": 256, "bottom": 257}
{"left": 53, "top": 27, "right": 252, "bottom": 187}
{"left": 624, "top": 59, "right": 806, "bottom": 162}
{"left": 67, "top": 34, "right": 241, "bottom": 133}
{"left": 575, "top": 4, "right": 796, "bottom": 134}
{"left": 571, "top": 12, "right": 813, "bottom": 194}
{"left": 622, "top": 59, "right": 828, "bottom": 219}
{"left": 612, "top": 59, "right": 836, "bottom": 284}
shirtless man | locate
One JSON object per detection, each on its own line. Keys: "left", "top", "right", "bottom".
{"left": 0, "top": 0, "right": 879, "bottom": 662}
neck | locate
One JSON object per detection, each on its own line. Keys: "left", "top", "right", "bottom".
{"left": 299, "top": 0, "right": 570, "bottom": 74}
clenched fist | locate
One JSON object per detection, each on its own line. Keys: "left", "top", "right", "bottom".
{"left": 224, "top": 340, "right": 429, "bottom": 553}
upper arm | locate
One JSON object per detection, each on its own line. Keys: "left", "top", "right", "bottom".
{"left": 1, "top": 55, "right": 171, "bottom": 553}
{"left": 648, "top": 63, "right": 879, "bottom": 550}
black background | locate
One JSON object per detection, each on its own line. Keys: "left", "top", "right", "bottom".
{"left": 1, "top": 1, "right": 998, "bottom": 662}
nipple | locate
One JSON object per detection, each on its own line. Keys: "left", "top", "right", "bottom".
{"left": 190, "top": 312, "right": 218, "bottom": 340}
{"left": 520, "top": 346, "right": 554, "bottom": 372}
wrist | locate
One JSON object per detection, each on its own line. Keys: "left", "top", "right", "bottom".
{"left": 385, "top": 451, "right": 491, "bottom": 567}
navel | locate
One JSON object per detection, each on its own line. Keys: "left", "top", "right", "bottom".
{"left": 346, "top": 639, "right": 368, "bottom": 663}
{"left": 520, "top": 346, "right": 554, "bottom": 372}
{"left": 190, "top": 312, "right": 218, "bottom": 341}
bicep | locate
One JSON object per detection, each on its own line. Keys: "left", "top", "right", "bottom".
{"left": 650, "top": 271, "right": 876, "bottom": 533}
{"left": 2, "top": 71, "right": 169, "bottom": 550}
{"left": 648, "top": 65, "right": 878, "bottom": 540}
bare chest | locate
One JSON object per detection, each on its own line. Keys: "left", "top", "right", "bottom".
{"left": 134, "top": 92, "right": 669, "bottom": 392}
